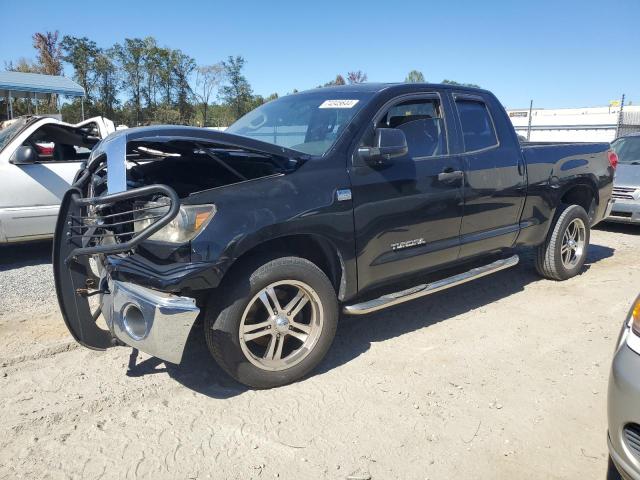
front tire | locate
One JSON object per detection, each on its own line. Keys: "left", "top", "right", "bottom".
{"left": 204, "top": 256, "right": 338, "bottom": 389}
{"left": 535, "top": 203, "right": 590, "bottom": 280}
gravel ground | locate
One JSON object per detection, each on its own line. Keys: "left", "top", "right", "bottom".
{"left": 0, "top": 224, "right": 639, "bottom": 479}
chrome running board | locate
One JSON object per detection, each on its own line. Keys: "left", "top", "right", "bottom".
{"left": 343, "top": 254, "right": 519, "bottom": 315}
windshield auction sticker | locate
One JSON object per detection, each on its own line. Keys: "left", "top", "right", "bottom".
{"left": 319, "top": 99, "right": 360, "bottom": 109}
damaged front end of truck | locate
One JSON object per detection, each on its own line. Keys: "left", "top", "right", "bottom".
{"left": 53, "top": 126, "right": 304, "bottom": 363}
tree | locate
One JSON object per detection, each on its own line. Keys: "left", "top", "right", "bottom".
{"left": 113, "top": 38, "right": 147, "bottom": 125}
{"left": 33, "top": 31, "right": 63, "bottom": 76}
{"left": 442, "top": 79, "right": 481, "bottom": 88}
{"left": 61, "top": 36, "right": 99, "bottom": 101}
{"left": 94, "top": 49, "right": 119, "bottom": 118}
{"left": 220, "top": 56, "right": 253, "bottom": 119}
{"left": 5, "top": 58, "right": 39, "bottom": 73}
{"left": 33, "top": 31, "right": 63, "bottom": 110}
{"left": 141, "top": 37, "right": 161, "bottom": 110}
{"left": 405, "top": 70, "right": 425, "bottom": 83}
{"left": 156, "top": 47, "right": 176, "bottom": 106}
{"left": 172, "top": 50, "right": 196, "bottom": 123}
{"left": 322, "top": 74, "right": 346, "bottom": 87}
{"left": 347, "top": 71, "right": 367, "bottom": 84}
{"left": 194, "top": 63, "right": 224, "bottom": 126}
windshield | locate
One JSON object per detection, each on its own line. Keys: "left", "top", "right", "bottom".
{"left": 226, "top": 91, "right": 372, "bottom": 156}
{"left": 0, "top": 117, "right": 30, "bottom": 152}
{"left": 612, "top": 135, "right": 640, "bottom": 165}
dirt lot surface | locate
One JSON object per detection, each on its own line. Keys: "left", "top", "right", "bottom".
{"left": 1, "top": 224, "right": 639, "bottom": 480}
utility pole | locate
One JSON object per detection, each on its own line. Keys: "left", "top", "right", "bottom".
{"left": 526, "top": 99, "right": 533, "bottom": 141}
{"left": 615, "top": 94, "right": 625, "bottom": 139}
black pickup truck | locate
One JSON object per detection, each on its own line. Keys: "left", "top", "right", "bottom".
{"left": 54, "top": 83, "right": 616, "bottom": 388}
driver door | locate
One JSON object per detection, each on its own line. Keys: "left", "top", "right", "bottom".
{"left": 349, "top": 93, "right": 465, "bottom": 293}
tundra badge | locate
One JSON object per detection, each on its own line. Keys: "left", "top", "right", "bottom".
{"left": 391, "top": 238, "right": 426, "bottom": 251}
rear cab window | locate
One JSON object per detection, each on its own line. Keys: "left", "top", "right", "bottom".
{"left": 454, "top": 96, "right": 499, "bottom": 152}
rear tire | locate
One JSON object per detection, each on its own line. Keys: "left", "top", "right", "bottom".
{"left": 204, "top": 256, "right": 338, "bottom": 389}
{"left": 535, "top": 203, "right": 590, "bottom": 280}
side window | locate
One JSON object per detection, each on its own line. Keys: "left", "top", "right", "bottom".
{"left": 455, "top": 99, "right": 498, "bottom": 152}
{"left": 374, "top": 98, "right": 447, "bottom": 158}
{"left": 22, "top": 125, "right": 93, "bottom": 162}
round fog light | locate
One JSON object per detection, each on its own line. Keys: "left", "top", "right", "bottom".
{"left": 122, "top": 304, "right": 148, "bottom": 340}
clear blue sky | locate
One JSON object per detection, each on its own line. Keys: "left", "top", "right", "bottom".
{"left": 1, "top": 0, "right": 638, "bottom": 109}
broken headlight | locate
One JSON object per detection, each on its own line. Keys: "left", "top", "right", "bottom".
{"left": 134, "top": 200, "right": 216, "bottom": 243}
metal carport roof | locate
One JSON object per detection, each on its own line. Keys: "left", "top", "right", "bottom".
{"left": 0, "top": 71, "right": 85, "bottom": 99}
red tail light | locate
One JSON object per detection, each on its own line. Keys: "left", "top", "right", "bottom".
{"left": 608, "top": 150, "right": 618, "bottom": 169}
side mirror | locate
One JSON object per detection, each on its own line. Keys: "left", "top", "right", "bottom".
{"left": 11, "top": 145, "right": 38, "bottom": 165}
{"left": 358, "top": 128, "right": 408, "bottom": 164}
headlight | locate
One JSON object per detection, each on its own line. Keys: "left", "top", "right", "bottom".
{"left": 134, "top": 200, "right": 216, "bottom": 243}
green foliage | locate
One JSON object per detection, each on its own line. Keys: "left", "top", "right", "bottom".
{"left": 441, "top": 79, "right": 481, "bottom": 88}
{"left": 93, "top": 50, "right": 119, "bottom": 119}
{"left": 5, "top": 58, "right": 39, "bottom": 73}
{"left": 347, "top": 71, "right": 367, "bottom": 84}
{"left": 220, "top": 56, "right": 254, "bottom": 119}
{"left": 4, "top": 31, "right": 376, "bottom": 127}
{"left": 194, "top": 63, "right": 224, "bottom": 126}
{"left": 322, "top": 74, "right": 346, "bottom": 87}
{"left": 112, "top": 38, "right": 147, "bottom": 124}
{"left": 60, "top": 36, "right": 99, "bottom": 100}
{"left": 405, "top": 70, "right": 425, "bottom": 83}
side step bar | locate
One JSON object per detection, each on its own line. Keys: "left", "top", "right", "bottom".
{"left": 343, "top": 254, "right": 519, "bottom": 315}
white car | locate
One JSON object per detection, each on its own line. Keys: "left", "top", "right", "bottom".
{"left": 0, "top": 116, "right": 115, "bottom": 243}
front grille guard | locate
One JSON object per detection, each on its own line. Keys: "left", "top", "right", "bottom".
{"left": 53, "top": 137, "right": 180, "bottom": 350}
{"left": 61, "top": 184, "right": 180, "bottom": 260}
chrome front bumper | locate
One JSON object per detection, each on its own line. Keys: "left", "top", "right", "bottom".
{"left": 101, "top": 278, "right": 200, "bottom": 364}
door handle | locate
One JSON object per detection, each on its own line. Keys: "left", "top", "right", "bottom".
{"left": 437, "top": 169, "right": 464, "bottom": 183}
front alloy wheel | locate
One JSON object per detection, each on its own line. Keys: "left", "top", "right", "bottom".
{"left": 205, "top": 256, "right": 338, "bottom": 389}
{"left": 239, "top": 280, "right": 324, "bottom": 371}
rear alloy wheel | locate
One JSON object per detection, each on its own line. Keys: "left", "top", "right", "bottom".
{"left": 559, "top": 218, "right": 586, "bottom": 269}
{"left": 535, "top": 203, "right": 590, "bottom": 280}
{"left": 205, "top": 256, "right": 338, "bottom": 388}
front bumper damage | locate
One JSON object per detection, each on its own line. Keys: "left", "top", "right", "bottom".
{"left": 53, "top": 134, "right": 200, "bottom": 364}
{"left": 102, "top": 277, "right": 199, "bottom": 364}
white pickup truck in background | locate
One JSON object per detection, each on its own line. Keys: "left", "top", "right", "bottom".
{"left": 0, "top": 116, "right": 115, "bottom": 243}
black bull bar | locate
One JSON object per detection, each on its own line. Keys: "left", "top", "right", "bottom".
{"left": 53, "top": 178, "right": 180, "bottom": 350}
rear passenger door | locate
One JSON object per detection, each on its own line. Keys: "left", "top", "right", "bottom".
{"left": 452, "top": 93, "right": 526, "bottom": 258}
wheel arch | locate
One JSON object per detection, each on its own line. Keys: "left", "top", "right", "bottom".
{"left": 560, "top": 179, "right": 599, "bottom": 220}
{"left": 220, "top": 233, "right": 348, "bottom": 301}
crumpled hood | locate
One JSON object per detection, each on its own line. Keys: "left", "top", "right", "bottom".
{"left": 615, "top": 164, "right": 640, "bottom": 188}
